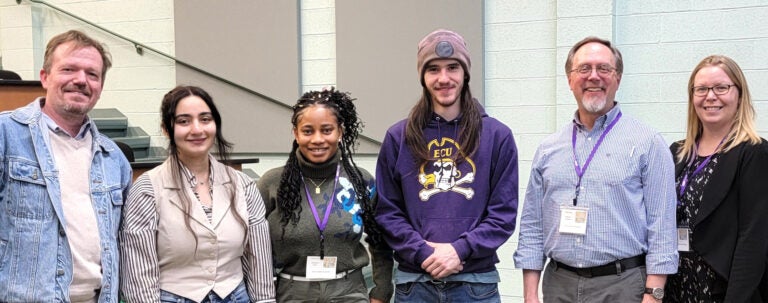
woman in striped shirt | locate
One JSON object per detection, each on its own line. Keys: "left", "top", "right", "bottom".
{"left": 119, "top": 86, "right": 275, "bottom": 302}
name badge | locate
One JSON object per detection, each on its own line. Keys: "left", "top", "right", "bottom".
{"left": 559, "top": 206, "right": 588, "bottom": 235}
{"left": 677, "top": 227, "right": 691, "bottom": 252}
{"left": 306, "top": 256, "right": 337, "bottom": 279}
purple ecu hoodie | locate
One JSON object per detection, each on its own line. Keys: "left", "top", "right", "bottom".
{"left": 375, "top": 106, "right": 519, "bottom": 274}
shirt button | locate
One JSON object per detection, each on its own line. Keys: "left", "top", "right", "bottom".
{"left": 577, "top": 263, "right": 583, "bottom": 267}
{"left": 576, "top": 238, "right": 581, "bottom": 243}
{"left": 207, "top": 280, "right": 214, "bottom": 285}
{"left": 587, "top": 137, "right": 592, "bottom": 141}
{"left": 208, "top": 266, "right": 214, "bottom": 273}
{"left": 56, "top": 269, "right": 65, "bottom": 276}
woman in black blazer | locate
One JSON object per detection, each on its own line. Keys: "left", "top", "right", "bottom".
{"left": 666, "top": 55, "right": 768, "bottom": 302}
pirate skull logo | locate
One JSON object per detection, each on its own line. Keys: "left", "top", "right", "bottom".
{"left": 418, "top": 138, "right": 476, "bottom": 201}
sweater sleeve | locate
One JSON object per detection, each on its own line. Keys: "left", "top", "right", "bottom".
{"left": 365, "top": 178, "right": 394, "bottom": 301}
{"left": 450, "top": 126, "right": 519, "bottom": 261}
{"left": 119, "top": 174, "right": 161, "bottom": 302}
{"left": 241, "top": 174, "right": 276, "bottom": 302}
{"left": 368, "top": 244, "right": 394, "bottom": 301}
{"left": 375, "top": 129, "right": 434, "bottom": 267}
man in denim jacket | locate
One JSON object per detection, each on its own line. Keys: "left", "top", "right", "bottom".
{"left": 0, "top": 30, "right": 131, "bottom": 302}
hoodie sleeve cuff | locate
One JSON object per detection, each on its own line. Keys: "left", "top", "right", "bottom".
{"left": 452, "top": 238, "right": 471, "bottom": 261}
{"left": 415, "top": 244, "right": 436, "bottom": 266}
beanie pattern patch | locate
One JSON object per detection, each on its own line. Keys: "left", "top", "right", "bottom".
{"left": 417, "top": 29, "right": 471, "bottom": 86}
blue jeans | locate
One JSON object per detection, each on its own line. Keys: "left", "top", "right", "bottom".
{"left": 395, "top": 281, "right": 500, "bottom": 303}
{"left": 159, "top": 281, "right": 249, "bottom": 303}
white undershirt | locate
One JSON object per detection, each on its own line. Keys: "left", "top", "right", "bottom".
{"left": 49, "top": 128, "right": 101, "bottom": 303}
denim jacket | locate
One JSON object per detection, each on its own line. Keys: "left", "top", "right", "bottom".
{"left": 0, "top": 99, "right": 132, "bottom": 302}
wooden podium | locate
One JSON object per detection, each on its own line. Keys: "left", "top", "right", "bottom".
{"left": 0, "top": 80, "right": 45, "bottom": 111}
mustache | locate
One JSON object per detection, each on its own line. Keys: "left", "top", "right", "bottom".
{"left": 63, "top": 85, "right": 91, "bottom": 96}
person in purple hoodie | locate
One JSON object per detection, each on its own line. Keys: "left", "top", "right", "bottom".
{"left": 375, "top": 29, "right": 519, "bottom": 302}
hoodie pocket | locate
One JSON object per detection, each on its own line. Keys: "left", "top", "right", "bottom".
{"left": 420, "top": 217, "right": 477, "bottom": 242}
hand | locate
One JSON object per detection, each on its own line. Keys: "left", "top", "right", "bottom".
{"left": 370, "top": 298, "right": 385, "bottom": 303}
{"left": 421, "top": 241, "right": 463, "bottom": 279}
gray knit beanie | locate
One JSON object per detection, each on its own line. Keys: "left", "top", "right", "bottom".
{"left": 417, "top": 29, "right": 471, "bottom": 85}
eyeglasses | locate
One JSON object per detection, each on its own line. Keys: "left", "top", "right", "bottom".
{"left": 691, "top": 84, "right": 737, "bottom": 96}
{"left": 570, "top": 64, "right": 616, "bottom": 77}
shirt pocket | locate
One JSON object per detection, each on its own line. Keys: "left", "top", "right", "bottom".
{"left": 6, "top": 158, "right": 54, "bottom": 220}
{"left": 601, "top": 155, "right": 643, "bottom": 211}
{"left": 110, "top": 188, "right": 124, "bottom": 206}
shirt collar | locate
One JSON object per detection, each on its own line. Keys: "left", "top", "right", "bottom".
{"left": 572, "top": 102, "right": 621, "bottom": 131}
{"left": 41, "top": 112, "right": 93, "bottom": 140}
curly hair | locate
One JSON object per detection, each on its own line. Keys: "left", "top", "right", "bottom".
{"left": 276, "top": 88, "right": 384, "bottom": 246}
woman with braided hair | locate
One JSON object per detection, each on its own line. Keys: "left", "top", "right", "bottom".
{"left": 257, "top": 88, "right": 393, "bottom": 302}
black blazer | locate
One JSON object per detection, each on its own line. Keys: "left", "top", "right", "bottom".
{"left": 671, "top": 140, "right": 768, "bottom": 302}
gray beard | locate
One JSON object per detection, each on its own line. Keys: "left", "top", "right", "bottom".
{"left": 583, "top": 97, "right": 607, "bottom": 113}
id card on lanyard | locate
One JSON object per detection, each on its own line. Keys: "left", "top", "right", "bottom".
{"left": 302, "top": 163, "right": 341, "bottom": 278}
{"left": 560, "top": 112, "right": 622, "bottom": 235}
{"left": 675, "top": 136, "right": 726, "bottom": 252}
{"left": 677, "top": 226, "right": 691, "bottom": 252}
{"left": 559, "top": 206, "right": 589, "bottom": 235}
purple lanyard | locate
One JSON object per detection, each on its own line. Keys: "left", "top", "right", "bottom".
{"left": 571, "top": 111, "right": 622, "bottom": 206}
{"left": 678, "top": 137, "right": 726, "bottom": 199}
{"left": 302, "top": 162, "right": 340, "bottom": 259}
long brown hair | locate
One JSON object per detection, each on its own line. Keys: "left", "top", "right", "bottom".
{"left": 405, "top": 71, "right": 482, "bottom": 164}
{"left": 160, "top": 86, "right": 246, "bottom": 247}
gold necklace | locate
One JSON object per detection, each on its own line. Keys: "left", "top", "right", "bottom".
{"left": 306, "top": 177, "right": 327, "bottom": 194}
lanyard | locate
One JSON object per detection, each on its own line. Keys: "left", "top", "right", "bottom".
{"left": 571, "top": 111, "right": 622, "bottom": 206}
{"left": 678, "top": 137, "right": 726, "bottom": 200}
{"left": 302, "top": 162, "right": 341, "bottom": 259}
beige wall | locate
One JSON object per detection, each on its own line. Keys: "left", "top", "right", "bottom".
{"left": 174, "top": 0, "right": 301, "bottom": 153}
{"left": 336, "top": 0, "right": 484, "bottom": 144}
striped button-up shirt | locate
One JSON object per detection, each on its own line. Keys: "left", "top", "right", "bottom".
{"left": 514, "top": 104, "right": 678, "bottom": 274}
{"left": 120, "top": 159, "right": 275, "bottom": 302}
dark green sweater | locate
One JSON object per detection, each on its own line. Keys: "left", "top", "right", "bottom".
{"left": 257, "top": 152, "right": 393, "bottom": 301}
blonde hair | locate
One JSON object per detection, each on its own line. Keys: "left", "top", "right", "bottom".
{"left": 675, "top": 55, "right": 760, "bottom": 163}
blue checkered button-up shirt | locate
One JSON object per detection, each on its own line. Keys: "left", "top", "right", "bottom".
{"left": 514, "top": 103, "right": 679, "bottom": 275}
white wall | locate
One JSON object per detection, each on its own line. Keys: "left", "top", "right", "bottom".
{"left": 300, "top": 0, "right": 336, "bottom": 93}
{"left": 3, "top": 0, "right": 768, "bottom": 301}
{"left": 486, "top": 1, "right": 768, "bottom": 302}
{"left": 0, "top": 0, "right": 176, "bottom": 148}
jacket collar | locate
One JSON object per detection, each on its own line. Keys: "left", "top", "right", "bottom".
{"left": 12, "top": 98, "right": 117, "bottom": 155}
{"left": 160, "top": 157, "right": 240, "bottom": 231}
{"left": 674, "top": 141, "right": 743, "bottom": 226}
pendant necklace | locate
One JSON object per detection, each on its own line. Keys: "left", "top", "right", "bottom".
{"left": 306, "top": 177, "right": 327, "bottom": 194}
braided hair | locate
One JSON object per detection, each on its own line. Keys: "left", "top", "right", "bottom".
{"left": 275, "top": 88, "right": 384, "bottom": 246}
